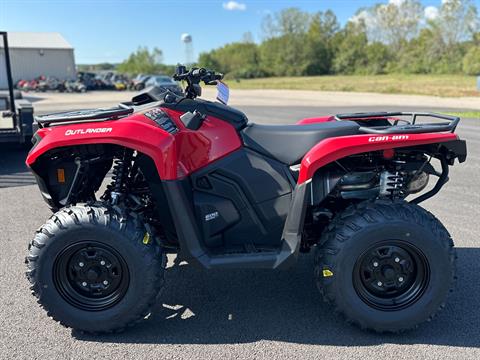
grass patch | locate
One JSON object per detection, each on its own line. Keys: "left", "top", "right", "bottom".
{"left": 227, "top": 74, "right": 480, "bottom": 97}
{"left": 445, "top": 111, "right": 480, "bottom": 119}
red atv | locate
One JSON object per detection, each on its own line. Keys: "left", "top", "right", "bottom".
{"left": 26, "top": 66, "right": 466, "bottom": 333}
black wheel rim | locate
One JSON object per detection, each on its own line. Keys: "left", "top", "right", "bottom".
{"left": 353, "top": 240, "right": 430, "bottom": 311}
{"left": 53, "top": 241, "right": 129, "bottom": 311}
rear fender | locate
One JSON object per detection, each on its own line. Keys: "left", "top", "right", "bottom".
{"left": 298, "top": 132, "right": 460, "bottom": 184}
{"left": 296, "top": 116, "right": 334, "bottom": 125}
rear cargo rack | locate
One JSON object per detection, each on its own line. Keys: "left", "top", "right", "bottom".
{"left": 35, "top": 104, "right": 133, "bottom": 128}
{"left": 335, "top": 112, "right": 460, "bottom": 134}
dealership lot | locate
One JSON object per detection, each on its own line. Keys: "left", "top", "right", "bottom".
{"left": 0, "top": 92, "right": 479, "bottom": 359}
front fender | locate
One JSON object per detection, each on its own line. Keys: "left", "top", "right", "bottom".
{"left": 26, "top": 117, "right": 177, "bottom": 179}
{"left": 298, "top": 132, "right": 459, "bottom": 184}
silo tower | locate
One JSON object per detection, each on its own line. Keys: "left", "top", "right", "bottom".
{"left": 181, "top": 33, "right": 194, "bottom": 65}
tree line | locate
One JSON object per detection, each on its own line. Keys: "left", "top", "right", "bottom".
{"left": 198, "top": 0, "right": 480, "bottom": 78}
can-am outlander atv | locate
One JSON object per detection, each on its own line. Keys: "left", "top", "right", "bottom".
{"left": 26, "top": 66, "right": 467, "bottom": 333}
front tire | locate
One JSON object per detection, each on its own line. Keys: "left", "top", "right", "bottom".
{"left": 314, "top": 201, "right": 455, "bottom": 332}
{"left": 26, "top": 204, "right": 165, "bottom": 333}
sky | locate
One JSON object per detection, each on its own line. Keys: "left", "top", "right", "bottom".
{"left": 0, "top": 0, "right": 479, "bottom": 64}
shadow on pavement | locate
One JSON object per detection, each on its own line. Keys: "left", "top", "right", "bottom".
{"left": 22, "top": 94, "right": 46, "bottom": 103}
{"left": 75, "top": 248, "right": 480, "bottom": 348}
{"left": 0, "top": 145, "right": 35, "bottom": 188}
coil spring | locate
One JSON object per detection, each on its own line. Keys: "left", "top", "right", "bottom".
{"left": 109, "top": 150, "right": 132, "bottom": 204}
{"left": 380, "top": 171, "right": 405, "bottom": 197}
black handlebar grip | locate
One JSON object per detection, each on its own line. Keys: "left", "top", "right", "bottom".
{"left": 192, "top": 68, "right": 207, "bottom": 77}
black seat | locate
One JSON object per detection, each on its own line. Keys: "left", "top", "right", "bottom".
{"left": 241, "top": 121, "right": 360, "bottom": 165}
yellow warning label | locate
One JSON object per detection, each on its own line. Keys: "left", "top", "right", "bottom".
{"left": 323, "top": 269, "right": 334, "bottom": 277}
{"left": 142, "top": 233, "right": 151, "bottom": 245}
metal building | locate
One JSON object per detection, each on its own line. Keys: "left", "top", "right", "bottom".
{"left": 0, "top": 32, "right": 76, "bottom": 88}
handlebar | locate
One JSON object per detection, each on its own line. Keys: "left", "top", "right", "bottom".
{"left": 192, "top": 68, "right": 206, "bottom": 77}
{"left": 173, "top": 66, "right": 223, "bottom": 84}
{"left": 173, "top": 65, "right": 224, "bottom": 99}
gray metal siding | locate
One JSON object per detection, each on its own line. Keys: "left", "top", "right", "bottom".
{"left": 0, "top": 48, "right": 76, "bottom": 88}
{"left": 0, "top": 51, "right": 6, "bottom": 89}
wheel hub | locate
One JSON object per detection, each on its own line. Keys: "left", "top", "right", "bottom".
{"left": 53, "top": 241, "right": 129, "bottom": 311}
{"left": 353, "top": 240, "right": 429, "bottom": 311}
{"left": 382, "top": 266, "right": 396, "bottom": 280}
{"left": 86, "top": 269, "right": 100, "bottom": 281}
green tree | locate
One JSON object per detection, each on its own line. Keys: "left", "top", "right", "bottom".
{"left": 96, "top": 62, "right": 116, "bottom": 70}
{"left": 391, "top": 27, "right": 469, "bottom": 74}
{"left": 350, "top": 1, "right": 422, "bottom": 50}
{"left": 259, "top": 8, "right": 313, "bottom": 76}
{"left": 332, "top": 22, "right": 369, "bottom": 74}
{"left": 473, "top": 32, "right": 480, "bottom": 45}
{"left": 198, "top": 42, "right": 262, "bottom": 78}
{"left": 194, "top": 2, "right": 480, "bottom": 78}
{"left": 197, "top": 52, "right": 220, "bottom": 71}
{"left": 431, "top": 0, "right": 478, "bottom": 47}
{"left": 463, "top": 46, "right": 480, "bottom": 74}
{"left": 304, "top": 10, "right": 340, "bottom": 75}
{"left": 373, "top": 0, "right": 423, "bottom": 49}
{"left": 117, "top": 47, "right": 164, "bottom": 75}
{"left": 262, "top": 7, "right": 310, "bottom": 39}
{"left": 259, "top": 33, "right": 311, "bottom": 76}
{"left": 363, "top": 42, "right": 392, "bottom": 74}
{"left": 418, "top": 0, "right": 478, "bottom": 74}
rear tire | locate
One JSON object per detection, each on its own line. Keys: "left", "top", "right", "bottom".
{"left": 314, "top": 201, "right": 455, "bottom": 332}
{"left": 26, "top": 203, "right": 165, "bottom": 333}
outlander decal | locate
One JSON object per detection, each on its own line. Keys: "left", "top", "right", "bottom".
{"left": 65, "top": 128, "right": 112, "bottom": 136}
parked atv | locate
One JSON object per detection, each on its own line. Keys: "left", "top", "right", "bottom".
{"left": 64, "top": 80, "right": 87, "bottom": 93}
{"left": 112, "top": 74, "right": 129, "bottom": 91}
{"left": 15, "top": 79, "right": 28, "bottom": 89}
{"left": 21, "top": 77, "right": 41, "bottom": 92}
{"left": 36, "top": 76, "right": 65, "bottom": 92}
{"left": 77, "top": 71, "right": 99, "bottom": 90}
{"left": 25, "top": 66, "right": 466, "bottom": 334}
{"left": 130, "top": 74, "right": 152, "bottom": 91}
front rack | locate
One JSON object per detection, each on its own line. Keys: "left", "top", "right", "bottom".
{"left": 35, "top": 104, "right": 133, "bottom": 128}
{"left": 335, "top": 112, "right": 460, "bottom": 134}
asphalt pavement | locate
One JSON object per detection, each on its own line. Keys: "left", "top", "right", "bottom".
{"left": 0, "top": 102, "right": 479, "bottom": 359}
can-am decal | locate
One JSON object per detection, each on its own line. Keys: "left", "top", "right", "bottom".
{"left": 368, "top": 135, "right": 409, "bottom": 142}
{"left": 65, "top": 128, "right": 112, "bottom": 136}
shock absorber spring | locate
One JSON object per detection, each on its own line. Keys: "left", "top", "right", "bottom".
{"left": 379, "top": 171, "right": 405, "bottom": 198}
{"left": 110, "top": 149, "right": 132, "bottom": 205}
